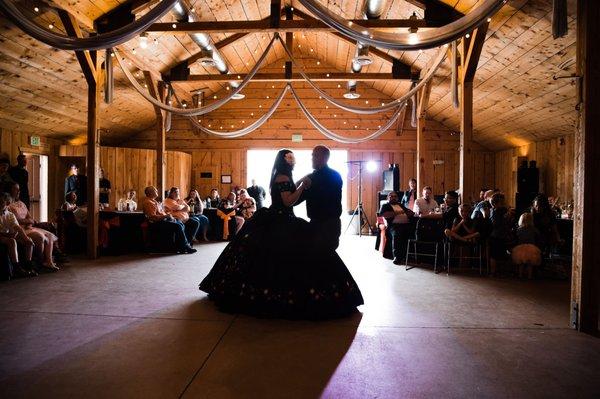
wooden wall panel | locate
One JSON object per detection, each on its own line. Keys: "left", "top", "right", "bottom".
{"left": 60, "top": 145, "right": 192, "bottom": 206}
{"left": 0, "top": 128, "right": 65, "bottom": 214}
{"left": 493, "top": 135, "right": 574, "bottom": 206}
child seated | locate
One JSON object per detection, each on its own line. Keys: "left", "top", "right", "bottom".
{"left": 444, "top": 204, "right": 480, "bottom": 243}
{"left": 511, "top": 212, "right": 542, "bottom": 279}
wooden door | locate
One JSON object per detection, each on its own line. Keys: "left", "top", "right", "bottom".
{"left": 25, "top": 154, "right": 41, "bottom": 220}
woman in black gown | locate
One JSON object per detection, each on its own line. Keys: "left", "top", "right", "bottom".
{"left": 199, "top": 149, "right": 364, "bottom": 319}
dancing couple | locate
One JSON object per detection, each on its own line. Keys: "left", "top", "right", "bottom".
{"left": 199, "top": 145, "right": 364, "bottom": 319}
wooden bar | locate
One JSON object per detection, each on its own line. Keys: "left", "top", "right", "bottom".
{"left": 175, "top": 72, "right": 411, "bottom": 83}
{"left": 146, "top": 18, "right": 433, "bottom": 34}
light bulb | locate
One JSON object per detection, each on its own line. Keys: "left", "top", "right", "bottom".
{"left": 48, "top": 23, "right": 54, "bottom": 29}
{"left": 172, "top": 23, "right": 177, "bottom": 29}
{"left": 34, "top": 6, "right": 39, "bottom": 12}
{"left": 366, "top": 161, "right": 378, "bottom": 172}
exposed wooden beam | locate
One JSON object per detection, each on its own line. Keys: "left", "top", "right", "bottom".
{"left": 146, "top": 18, "right": 438, "bottom": 34}
{"left": 47, "top": 0, "right": 95, "bottom": 30}
{"left": 571, "top": 0, "right": 600, "bottom": 334}
{"left": 292, "top": 9, "right": 416, "bottom": 76}
{"left": 56, "top": 10, "right": 97, "bottom": 84}
{"left": 144, "top": 72, "right": 166, "bottom": 199}
{"left": 173, "top": 72, "right": 411, "bottom": 83}
{"left": 463, "top": 23, "right": 489, "bottom": 83}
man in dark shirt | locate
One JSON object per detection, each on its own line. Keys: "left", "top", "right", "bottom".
{"left": 246, "top": 179, "right": 266, "bottom": 210}
{"left": 8, "top": 154, "right": 29, "bottom": 208}
{"left": 64, "top": 164, "right": 87, "bottom": 206}
{"left": 99, "top": 168, "right": 111, "bottom": 206}
{"left": 379, "top": 191, "right": 414, "bottom": 265}
{"left": 297, "top": 145, "right": 343, "bottom": 252}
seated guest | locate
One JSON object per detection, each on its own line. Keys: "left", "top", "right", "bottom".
{"left": 218, "top": 192, "right": 245, "bottom": 235}
{"left": 0, "top": 192, "right": 36, "bottom": 277}
{"left": 413, "top": 186, "right": 439, "bottom": 217}
{"left": 141, "top": 186, "right": 196, "bottom": 254}
{"left": 185, "top": 189, "right": 210, "bottom": 241}
{"left": 62, "top": 191, "right": 78, "bottom": 211}
{"left": 401, "top": 178, "right": 418, "bottom": 210}
{"left": 478, "top": 188, "right": 489, "bottom": 203}
{"left": 247, "top": 179, "right": 266, "bottom": 210}
{"left": 511, "top": 212, "right": 542, "bottom": 279}
{"left": 379, "top": 191, "right": 414, "bottom": 265}
{"left": 0, "top": 157, "right": 14, "bottom": 191}
{"left": 530, "top": 194, "right": 560, "bottom": 249}
{"left": 471, "top": 189, "right": 494, "bottom": 219}
{"left": 236, "top": 189, "right": 257, "bottom": 220}
{"left": 487, "top": 193, "right": 515, "bottom": 275}
{"left": 118, "top": 190, "right": 137, "bottom": 211}
{"left": 99, "top": 168, "right": 111, "bottom": 208}
{"left": 7, "top": 182, "right": 59, "bottom": 271}
{"left": 164, "top": 187, "right": 200, "bottom": 245}
{"left": 445, "top": 204, "right": 480, "bottom": 243}
{"left": 442, "top": 191, "right": 460, "bottom": 228}
{"left": 205, "top": 188, "right": 221, "bottom": 208}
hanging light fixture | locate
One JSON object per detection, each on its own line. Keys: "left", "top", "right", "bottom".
{"left": 343, "top": 83, "right": 361, "bottom": 99}
{"left": 230, "top": 81, "right": 245, "bottom": 100}
{"left": 352, "top": 43, "right": 372, "bottom": 66}
{"left": 139, "top": 32, "right": 148, "bottom": 49}
{"left": 198, "top": 49, "right": 217, "bottom": 67}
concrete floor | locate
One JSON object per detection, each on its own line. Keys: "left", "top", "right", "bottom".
{"left": 0, "top": 236, "right": 599, "bottom": 398}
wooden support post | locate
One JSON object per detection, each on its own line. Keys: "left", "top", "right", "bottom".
{"left": 459, "top": 80, "right": 474, "bottom": 204}
{"left": 144, "top": 72, "right": 166, "bottom": 199}
{"left": 571, "top": 0, "right": 600, "bottom": 334}
{"left": 459, "top": 24, "right": 488, "bottom": 204}
{"left": 416, "top": 82, "right": 431, "bottom": 195}
{"left": 58, "top": 10, "right": 100, "bottom": 259}
{"left": 86, "top": 60, "right": 100, "bottom": 259}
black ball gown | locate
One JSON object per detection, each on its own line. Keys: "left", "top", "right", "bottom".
{"left": 199, "top": 180, "right": 364, "bottom": 319}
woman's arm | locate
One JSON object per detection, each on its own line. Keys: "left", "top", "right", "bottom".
{"left": 277, "top": 176, "right": 307, "bottom": 207}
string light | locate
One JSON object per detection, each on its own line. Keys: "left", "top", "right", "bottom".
{"left": 316, "top": 61, "right": 320, "bottom": 65}
{"left": 343, "top": 121, "right": 347, "bottom": 124}
{"left": 110, "top": 52, "right": 115, "bottom": 57}
{"left": 381, "top": 102, "right": 385, "bottom": 106}
{"left": 213, "top": 95, "right": 217, "bottom": 99}
{"left": 266, "top": 95, "right": 270, "bottom": 99}
{"left": 251, "top": 112, "right": 254, "bottom": 116}
{"left": 337, "top": 84, "right": 341, "bottom": 88}
{"left": 172, "top": 23, "right": 177, "bottom": 29}
{"left": 365, "top": 100, "right": 369, "bottom": 104}
{"left": 310, "top": 48, "right": 314, "bottom": 52}
{"left": 326, "top": 73, "right": 330, "bottom": 77}
{"left": 220, "top": 126, "right": 223, "bottom": 129}
{"left": 230, "top": 124, "right": 234, "bottom": 128}
{"left": 242, "top": 120, "right": 245, "bottom": 123}
{"left": 334, "top": 114, "right": 337, "bottom": 117}
{"left": 487, "top": 17, "right": 492, "bottom": 22}
{"left": 259, "top": 105, "right": 262, "bottom": 108}
{"left": 34, "top": 6, "right": 39, "bottom": 12}
{"left": 208, "top": 124, "right": 212, "bottom": 127}
{"left": 354, "top": 125, "right": 358, "bottom": 129}
{"left": 48, "top": 23, "right": 54, "bottom": 29}
{"left": 465, "top": 33, "right": 471, "bottom": 38}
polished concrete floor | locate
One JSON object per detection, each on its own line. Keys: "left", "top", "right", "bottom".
{"left": 0, "top": 236, "right": 599, "bottom": 398}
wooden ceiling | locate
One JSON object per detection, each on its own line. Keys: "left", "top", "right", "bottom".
{"left": 0, "top": 0, "right": 578, "bottom": 150}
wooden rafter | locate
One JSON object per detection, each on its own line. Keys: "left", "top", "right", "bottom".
{"left": 146, "top": 18, "right": 438, "bottom": 34}
{"left": 171, "top": 72, "right": 412, "bottom": 83}
{"left": 143, "top": 72, "right": 166, "bottom": 200}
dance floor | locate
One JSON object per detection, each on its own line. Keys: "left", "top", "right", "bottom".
{"left": 1, "top": 236, "right": 599, "bottom": 398}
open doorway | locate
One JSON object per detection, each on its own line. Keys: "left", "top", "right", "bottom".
{"left": 246, "top": 149, "right": 348, "bottom": 220}
{"left": 23, "top": 153, "right": 48, "bottom": 222}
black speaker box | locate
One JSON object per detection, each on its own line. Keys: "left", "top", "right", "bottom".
{"left": 517, "top": 165, "right": 539, "bottom": 194}
{"left": 383, "top": 164, "right": 400, "bottom": 192}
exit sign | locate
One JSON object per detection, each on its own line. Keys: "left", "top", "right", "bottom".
{"left": 29, "top": 135, "right": 41, "bottom": 146}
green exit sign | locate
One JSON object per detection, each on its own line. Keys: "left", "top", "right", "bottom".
{"left": 29, "top": 135, "right": 41, "bottom": 146}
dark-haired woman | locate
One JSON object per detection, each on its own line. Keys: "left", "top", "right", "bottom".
{"left": 200, "top": 149, "right": 363, "bottom": 319}
{"left": 531, "top": 194, "right": 560, "bottom": 250}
